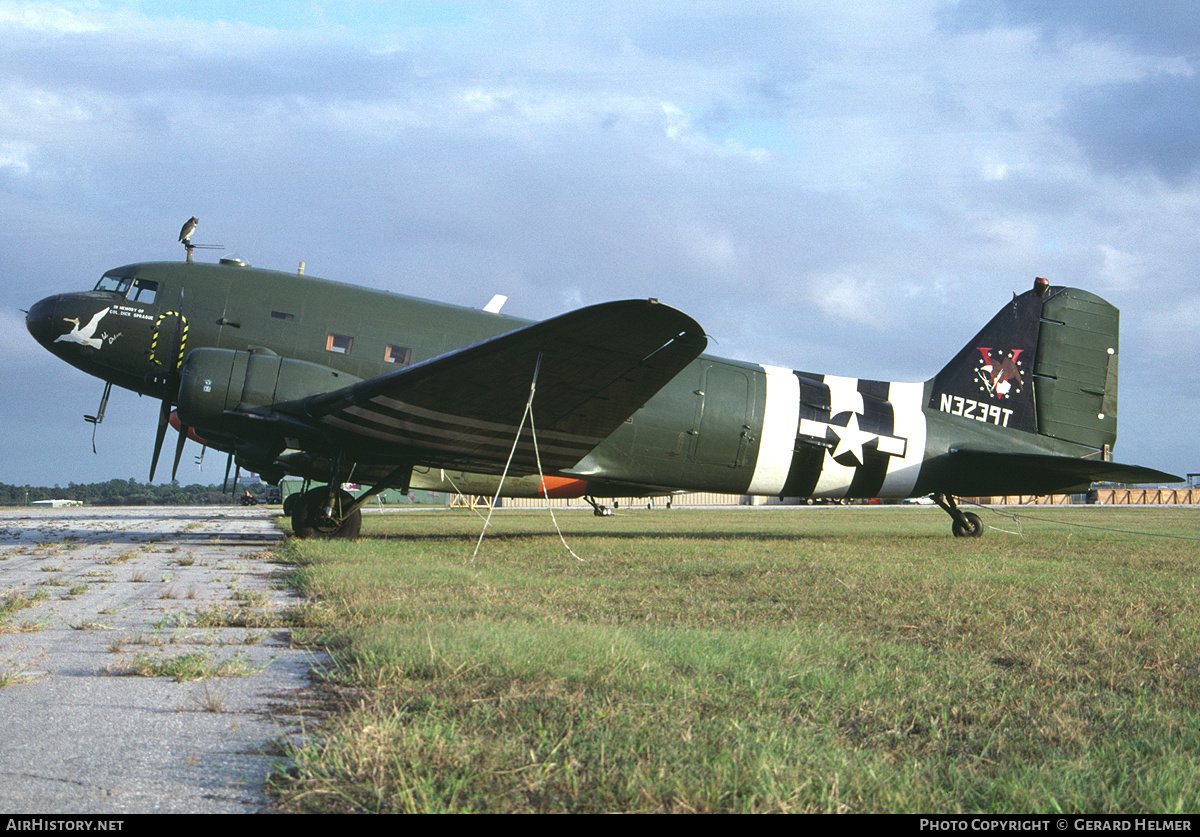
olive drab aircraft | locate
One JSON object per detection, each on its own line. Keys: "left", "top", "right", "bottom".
{"left": 26, "top": 233, "right": 1180, "bottom": 538}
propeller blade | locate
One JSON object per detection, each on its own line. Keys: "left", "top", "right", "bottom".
{"left": 170, "top": 423, "right": 188, "bottom": 481}
{"left": 149, "top": 290, "right": 186, "bottom": 482}
{"left": 224, "top": 452, "right": 233, "bottom": 494}
{"left": 149, "top": 399, "right": 170, "bottom": 482}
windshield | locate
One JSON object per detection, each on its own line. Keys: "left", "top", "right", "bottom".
{"left": 95, "top": 270, "right": 132, "bottom": 294}
{"left": 95, "top": 270, "right": 158, "bottom": 304}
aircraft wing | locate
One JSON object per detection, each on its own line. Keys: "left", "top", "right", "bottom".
{"left": 299, "top": 299, "right": 707, "bottom": 475}
{"left": 946, "top": 448, "right": 1182, "bottom": 494}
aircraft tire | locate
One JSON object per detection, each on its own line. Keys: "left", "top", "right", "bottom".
{"left": 282, "top": 493, "right": 296, "bottom": 517}
{"left": 952, "top": 511, "right": 983, "bottom": 538}
{"left": 291, "top": 487, "right": 361, "bottom": 540}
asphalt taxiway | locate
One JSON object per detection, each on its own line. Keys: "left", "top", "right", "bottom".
{"left": 0, "top": 506, "right": 320, "bottom": 814}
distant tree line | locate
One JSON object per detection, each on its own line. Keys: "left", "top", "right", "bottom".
{"left": 0, "top": 478, "right": 262, "bottom": 506}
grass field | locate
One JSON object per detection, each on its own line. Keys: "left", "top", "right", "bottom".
{"left": 266, "top": 504, "right": 1200, "bottom": 813}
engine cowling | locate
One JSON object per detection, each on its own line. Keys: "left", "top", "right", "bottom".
{"left": 176, "top": 347, "right": 360, "bottom": 434}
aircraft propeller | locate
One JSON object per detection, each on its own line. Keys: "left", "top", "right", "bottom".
{"left": 149, "top": 292, "right": 189, "bottom": 482}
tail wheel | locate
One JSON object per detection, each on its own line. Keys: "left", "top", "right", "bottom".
{"left": 952, "top": 511, "right": 983, "bottom": 538}
{"left": 934, "top": 494, "right": 986, "bottom": 539}
{"left": 291, "top": 487, "right": 362, "bottom": 539}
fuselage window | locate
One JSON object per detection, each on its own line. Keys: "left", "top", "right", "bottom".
{"left": 271, "top": 311, "right": 295, "bottom": 321}
{"left": 326, "top": 333, "right": 353, "bottom": 354}
{"left": 384, "top": 344, "right": 411, "bottom": 365}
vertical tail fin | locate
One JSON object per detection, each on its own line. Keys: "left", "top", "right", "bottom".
{"left": 928, "top": 280, "right": 1119, "bottom": 453}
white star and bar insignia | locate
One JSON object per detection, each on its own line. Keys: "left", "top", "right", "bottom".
{"left": 798, "top": 412, "right": 907, "bottom": 468}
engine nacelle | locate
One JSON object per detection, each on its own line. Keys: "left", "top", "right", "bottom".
{"left": 176, "top": 348, "right": 360, "bottom": 432}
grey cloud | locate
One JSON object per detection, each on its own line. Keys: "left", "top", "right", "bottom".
{"left": 940, "top": 1, "right": 1200, "bottom": 181}
{"left": 941, "top": 0, "right": 1200, "bottom": 57}
{"left": 1062, "top": 75, "right": 1200, "bottom": 182}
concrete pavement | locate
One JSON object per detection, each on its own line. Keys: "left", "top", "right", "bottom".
{"left": 0, "top": 506, "right": 322, "bottom": 814}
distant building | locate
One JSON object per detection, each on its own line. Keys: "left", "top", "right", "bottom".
{"left": 31, "top": 499, "right": 83, "bottom": 508}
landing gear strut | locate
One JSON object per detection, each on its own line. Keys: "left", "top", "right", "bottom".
{"left": 932, "top": 493, "right": 983, "bottom": 538}
{"left": 583, "top": 496, "right": 612, "bottom": 517}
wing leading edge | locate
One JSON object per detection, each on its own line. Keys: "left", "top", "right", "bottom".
{"left": 301, "top": 299, "right": 707, "bottom": 475}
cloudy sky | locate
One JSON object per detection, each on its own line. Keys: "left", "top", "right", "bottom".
{"left": 2, "top": 0, "right": 1196, "bottom": 487}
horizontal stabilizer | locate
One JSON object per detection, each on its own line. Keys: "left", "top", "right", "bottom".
{"left": 947, "top": 448, "right": 1181, "bottom": 495}
{"left": 302, "top": 300, "right": 707, "bottom": 475}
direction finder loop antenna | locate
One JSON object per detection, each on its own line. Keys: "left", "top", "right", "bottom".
{"left": 182, "top": 242, "right": 225, "bottom": 263}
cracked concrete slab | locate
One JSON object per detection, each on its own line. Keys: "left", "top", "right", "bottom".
{"left": 0, "top": 506, "right": 322, "bottom": 814}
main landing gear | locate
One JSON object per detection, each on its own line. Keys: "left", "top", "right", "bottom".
{"left": 291, "top": 486, "right": 362, "bottom": 539}
{"left": 583, "top": 496, "right": 613, "bottom": 517}
{"left": 932, "top": 494, "right": 983, "bottom": 538}
{"left": 288, "top": 461, "right": 410, "bottom": 540}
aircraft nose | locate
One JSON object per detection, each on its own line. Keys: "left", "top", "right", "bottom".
{"left": 25, "top": 294, "right": 61, "bottom": 348}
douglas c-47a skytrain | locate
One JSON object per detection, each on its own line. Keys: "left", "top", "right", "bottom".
{"left": 26, "top": 238, "right": 1180, "bottom": 538}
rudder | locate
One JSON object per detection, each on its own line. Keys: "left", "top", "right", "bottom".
{"left": 1032, "top": 288, "right": 1118, "bottom": 451}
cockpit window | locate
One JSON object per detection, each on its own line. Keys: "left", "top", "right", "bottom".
{"left": 94, "top": 271, "right": 158, "bottom": 305}
{"left": 95, "top": 272, "right": 133, "bottom": 294}
{"left": 128, "top": 278, "right": 158, "bottom": 304}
